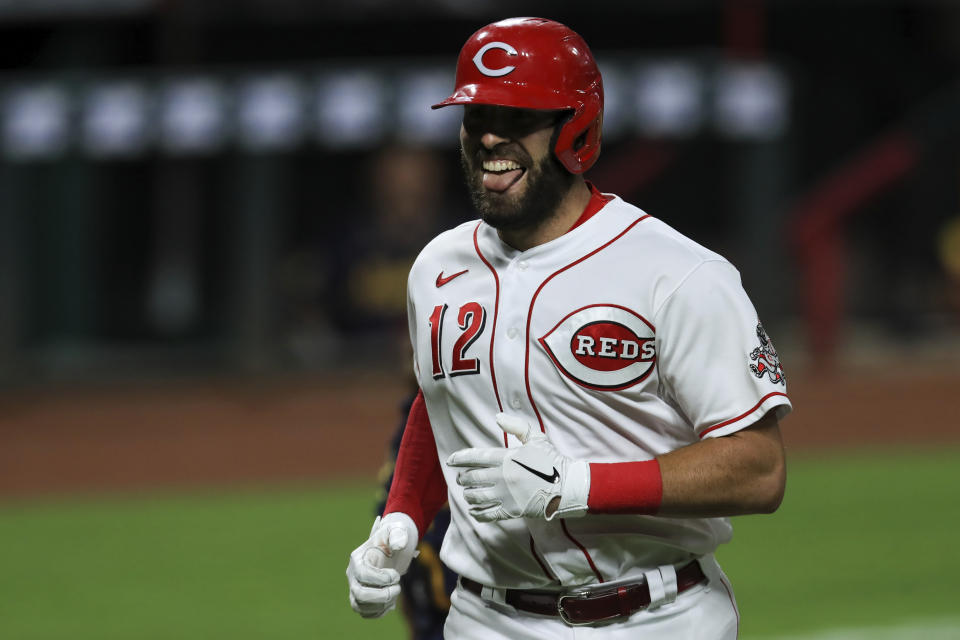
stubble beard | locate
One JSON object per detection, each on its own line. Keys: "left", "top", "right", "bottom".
{"left": 460, "top": 148, "right": 575, "bottom": 232}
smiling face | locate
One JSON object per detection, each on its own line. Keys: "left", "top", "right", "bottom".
{"left": 459, "top": 105, "right": 575, "bottom": 232}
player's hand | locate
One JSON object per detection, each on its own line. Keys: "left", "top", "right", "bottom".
{"left": 446, "top": 413, "right": 590, "bottom": 522}
{"left": 346, "top": 512, "right": 419, "bottom": 618}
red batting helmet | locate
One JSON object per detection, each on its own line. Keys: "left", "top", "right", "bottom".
{"left": 432, "top": 17, "right": 604, "bottom": 174}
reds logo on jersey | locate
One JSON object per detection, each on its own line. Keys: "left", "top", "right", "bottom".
{"left": 538, "top": 304, "right": 656, "bottom": 391}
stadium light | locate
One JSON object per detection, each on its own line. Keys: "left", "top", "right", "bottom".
{"left": 160, "top": 78, "right": 227, "bottom": 155}
{"left": 82, "top": 81, "right": 151, "bottom": 158}
{"left": 634, "top": 61, "right": 705, "bottom": 138}
{"left": 397, "top": 69, "right": 461, "bottom": 144}
{"left": 315, "top": 72, "right": 386, "bottom": 149}
{"left": 2, "top": 84, "right": 71, "bottom": 160}
{"left": 237, "top": 75, "right": 304, "bottom": 152}
{"left": 714, "top": 63, "right": 789, "bottom": 140}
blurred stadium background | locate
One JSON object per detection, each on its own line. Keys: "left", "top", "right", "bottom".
{"left": 0, "top": 1, "right": 958, "bottom": 638}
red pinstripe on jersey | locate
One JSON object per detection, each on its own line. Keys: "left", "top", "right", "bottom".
{"left": 524, "top": 214, "right": 651, "bottom": 434}
{"left": 475, "top": 225, "right": 557, "bottom": 582}
{"left": 528, "top": 535, "right": 557, "bottom": 582}
{"left": 521, "top": 213, "right": 651, "bottom": 583}
{"left": 560, "top": 520, "right": 605, "bottom": 583}
{"left": 473, "top": 223, "right": 505, "bottom": 438}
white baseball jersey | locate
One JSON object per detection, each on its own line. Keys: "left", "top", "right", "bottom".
{"left": 406, "top": 193, "right": 791, "bottom": 590}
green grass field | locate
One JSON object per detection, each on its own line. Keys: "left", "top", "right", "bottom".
{"left": 1, "top": 449, "right": 958, "bottom": 639}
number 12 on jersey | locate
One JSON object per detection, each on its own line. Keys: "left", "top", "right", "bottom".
{"left": 428, "top": 303, "right": 487, "bottom": 379}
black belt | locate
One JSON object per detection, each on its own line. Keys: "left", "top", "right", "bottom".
{"left": 460, "top": 560, "right": 706, "bottom": 625}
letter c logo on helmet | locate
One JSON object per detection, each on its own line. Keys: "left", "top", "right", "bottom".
{"left": 472, "top": 42, "right": 518, "bottom": 77}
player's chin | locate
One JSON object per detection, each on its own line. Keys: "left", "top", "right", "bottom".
{"left": 471, "top": 181, "right": 513, "bottom": 211}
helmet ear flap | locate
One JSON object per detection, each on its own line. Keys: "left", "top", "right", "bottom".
{"left": 553, "top": 94, "right": 602, "bottom": 174}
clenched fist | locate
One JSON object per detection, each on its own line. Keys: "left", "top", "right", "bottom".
{"left": 346, "top": 512, "right": 419, "bottom": 618}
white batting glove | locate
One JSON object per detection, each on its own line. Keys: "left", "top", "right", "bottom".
{"left": 346, "top": 512, "right": 419, "bottom": 618}
{"left": 446, "top": 413, "right": 590, "bottom": 523}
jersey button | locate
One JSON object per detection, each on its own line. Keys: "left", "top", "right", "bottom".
{"left": 518, "top": 260, "right": 529, "bottom": 270}
{"left": 510, "top": 396, "right": 522, "bottom": 409}
{"left": 506, "top": 327, "right": 519, "bottom": 339}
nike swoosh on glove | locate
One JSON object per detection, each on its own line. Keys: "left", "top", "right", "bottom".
{"left": 446, "top": 413, "right": 590, "bottom": 523}
{"left": 346, "top": 512, "right": 419, "bottom": 618}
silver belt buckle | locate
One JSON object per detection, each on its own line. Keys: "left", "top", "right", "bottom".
{"left": 556, "top": 585, "right": 640, "bottom": 627}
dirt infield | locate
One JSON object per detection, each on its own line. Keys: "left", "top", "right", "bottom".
{"left": 1, "top": 364, "right": 957, "bottom": 498}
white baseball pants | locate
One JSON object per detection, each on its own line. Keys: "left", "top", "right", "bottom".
{"left": 443, "top": 555, "right": 739, "bottom": 639}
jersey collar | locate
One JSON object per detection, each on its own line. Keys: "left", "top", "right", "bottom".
{"left": 567, "top": 181, "right": 614, "bottom": 234}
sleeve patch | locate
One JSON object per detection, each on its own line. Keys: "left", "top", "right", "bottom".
{"left": 748, "top": 322, "right": 785, "bottom": 386}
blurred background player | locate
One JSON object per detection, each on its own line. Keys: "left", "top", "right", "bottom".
{"left": 323, "top": 144, "right": 459, "bottom": 368}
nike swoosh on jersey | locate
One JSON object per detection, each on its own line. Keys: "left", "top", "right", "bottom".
{"left": 436, "top": 269, "right": 469, "bottom": 287}
{"left": 512, "top": 459, "right": 560, "bottom": 484}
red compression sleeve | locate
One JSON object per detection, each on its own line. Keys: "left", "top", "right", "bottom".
{"left": 383, "top": 390, "right": 448, "bottom": 538}
{"left": 588, "top": 459, "right": 663, "bottom": 515}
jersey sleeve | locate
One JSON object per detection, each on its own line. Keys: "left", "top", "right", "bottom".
{"left": 654, "top": 260, "right": 792, "bottom": 439}
{"left": 383, "top": 389, "right": 448, "bottom": 537}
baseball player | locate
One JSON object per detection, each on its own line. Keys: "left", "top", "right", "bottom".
{"left": 347, "top": 17, "right": 791, "bottom": 639}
